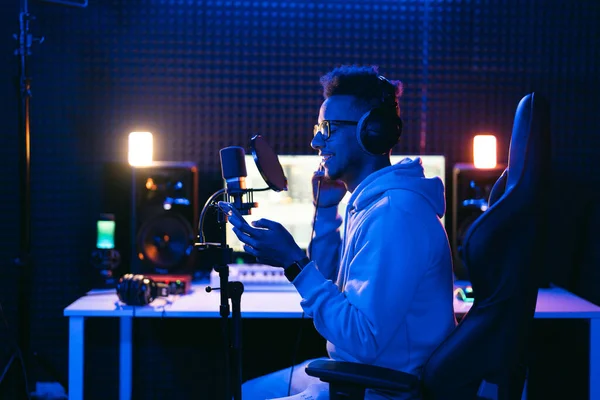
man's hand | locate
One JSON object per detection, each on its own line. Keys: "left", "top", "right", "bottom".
{"left": 312, "top": 169, "right": 347, "bottom": 208}
{"left": 227, "top": 213, "right": 306, "bottom": 268}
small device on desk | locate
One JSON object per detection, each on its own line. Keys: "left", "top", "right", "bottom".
{"left": 455, "top": 285, "right": 475, "bottom": 302}
{"left": 91, "top": 213, "right": 122, "bottom": 287}
{"left": 145, "top": 274, "right": 192, "bottom": 294}
{"left": 210, "top": 264, "right": 296, "bottom": 291}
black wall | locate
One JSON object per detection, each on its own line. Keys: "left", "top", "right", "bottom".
{"left": 0, "top": 0, "right": 598, "bottom": 398}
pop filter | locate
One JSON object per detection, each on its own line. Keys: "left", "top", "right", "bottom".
{"left": 250, "top": 135, "right": 288, "bottom": 192}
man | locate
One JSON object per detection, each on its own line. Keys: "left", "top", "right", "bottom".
{"left": 228, "top": 65, "right": 456, "bottom": 399}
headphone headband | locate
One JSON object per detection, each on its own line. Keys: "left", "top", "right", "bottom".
{"left": 377, "top": 75, "right": 399, "bottom": 114}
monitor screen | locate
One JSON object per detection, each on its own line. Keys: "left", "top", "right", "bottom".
{"left": 225, "top": 154, "right": 445, "bottom": 253}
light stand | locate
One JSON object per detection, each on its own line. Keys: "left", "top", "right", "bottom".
{"left": 196, "top": 189, "right": 257, "bottom": 400}
{"left": 2, "top": 0, "right": 85, "bottom": 396}
{"left": 1, "top": 0, "right": 43, "bottom": 396}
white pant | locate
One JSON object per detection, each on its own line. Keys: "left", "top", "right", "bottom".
{"left": 242, "top": 358, "right": 330, "bottom": 400}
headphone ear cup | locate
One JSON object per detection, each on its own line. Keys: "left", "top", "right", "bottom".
{"left": 116, "top": 273, "right": 131, "bottom": 303}
{"left": 116, "top": 274, "right": 154, "bottom": 306}
{"left": 357, "top": 107, "right": 403, "bottom": 155}
{"left": 356, "top": 110, "right": 373, "bottom": 155}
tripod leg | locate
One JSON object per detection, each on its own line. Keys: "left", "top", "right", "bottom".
{"left": 0, "top": 353, "right": 16, "bottom": 385}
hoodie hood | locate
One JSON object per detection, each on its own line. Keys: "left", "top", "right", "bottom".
{"left": 347, "top": 157, "right": 446, "bottom": 218}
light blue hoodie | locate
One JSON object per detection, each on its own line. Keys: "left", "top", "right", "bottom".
{"left": 293, "top": 157, "right": 456, "bottom": 380}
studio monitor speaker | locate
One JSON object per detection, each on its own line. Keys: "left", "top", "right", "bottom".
{"left": 451, "top": 163, "right": 505, "bottom": 280}
{"left": 131, "top": 162, "right": 199, "bottom": 275}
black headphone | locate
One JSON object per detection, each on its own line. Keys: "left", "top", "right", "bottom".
{"left": 116, "top": 274, "right": 169, "bottom": 306}
{"left": 356, "top": 76, "right": 403, "bottom": 156}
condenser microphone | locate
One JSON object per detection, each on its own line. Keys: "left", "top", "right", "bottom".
{"left": 220, "top": 146, "right": 252, "bottom": 214}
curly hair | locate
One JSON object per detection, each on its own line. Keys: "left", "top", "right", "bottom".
{"left": 319, "top": 65, "right": 403, "bottom": 114}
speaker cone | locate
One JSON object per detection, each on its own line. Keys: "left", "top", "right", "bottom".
{"left": 137, "top": 212, "right": 194, "bottom": 273}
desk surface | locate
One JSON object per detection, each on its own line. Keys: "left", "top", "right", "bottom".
{"left": 64, "top": 283, "right": 600, "bottom": 319}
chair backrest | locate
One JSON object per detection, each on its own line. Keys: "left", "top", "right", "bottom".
{"left": 421, "top": 93, "right": 551, "bottom": 398}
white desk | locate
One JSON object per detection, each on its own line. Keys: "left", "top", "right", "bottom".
{"left": 64, "top": 284, "right": 600, "bottom": 400}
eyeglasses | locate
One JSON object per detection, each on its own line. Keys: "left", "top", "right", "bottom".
{"left": 313, "top": 120, "right": 358, "bottom": 140}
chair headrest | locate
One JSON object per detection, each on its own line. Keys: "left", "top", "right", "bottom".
{"left": 504, "top": 92, "right": 551, "bottom": 196}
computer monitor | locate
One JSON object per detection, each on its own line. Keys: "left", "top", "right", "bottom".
{"left": 225, "top": 154, "right": 445, "bottom": 253}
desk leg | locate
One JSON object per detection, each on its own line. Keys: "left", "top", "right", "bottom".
{"left": 68, "top": 317, "right": 85, "bottom": 400}
{"left": 591, "top": 318, "right": 599, "bottom": 400}
{"left": 120, "top": 317, "right": 133, "bottom": 400}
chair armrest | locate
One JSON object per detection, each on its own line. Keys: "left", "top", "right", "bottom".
{"left": 305, "top": 359, "right": 419, "bottom": 392}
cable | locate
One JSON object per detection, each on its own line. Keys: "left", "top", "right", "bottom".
{"left": 287, "top": 170, "right": 323, "bottom": 396}
{"left": 306, "top": 170, "right": 323, "bottom": 259}
{"left": 197, "top": 188, "right": 226, "bottom": 243}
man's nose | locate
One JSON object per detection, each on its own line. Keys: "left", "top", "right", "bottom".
{"left": 311, "top": 133, "right": 325, "bottom": 150}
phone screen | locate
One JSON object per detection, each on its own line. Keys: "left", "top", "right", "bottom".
{"left": 96, "top": 216, "right": 116, "bottom": 249}
{"left": 218, "top": 202, "right": 251, "bottom": 228}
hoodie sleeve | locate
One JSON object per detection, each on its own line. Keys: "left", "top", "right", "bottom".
{"left": 306, "top": 205, "right": 343, "bottom": 281}
{"left": 293, "top": 199, "right": 430, "bottom": 363}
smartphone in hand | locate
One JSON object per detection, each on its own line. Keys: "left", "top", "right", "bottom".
{"left": 217, "top": 201, "right": 252, "bottom": 229}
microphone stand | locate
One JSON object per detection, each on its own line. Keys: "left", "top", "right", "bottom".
{"left": 197, "top": 189, "right": 256, "bottom": 400}
{"left": 212, "top": 213, "right": 242, "bottom": 400}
